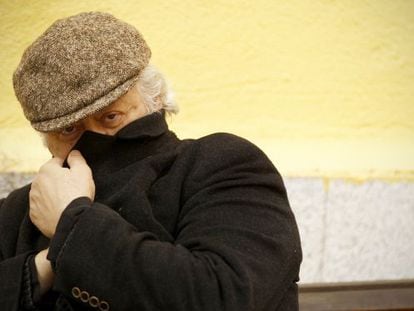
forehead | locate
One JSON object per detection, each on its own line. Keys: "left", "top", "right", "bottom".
{"left": 93, "top": 88, "right": 137, "bottom": 116}
{"left": 96, "top": 99, "right": 124, "bottom": 115}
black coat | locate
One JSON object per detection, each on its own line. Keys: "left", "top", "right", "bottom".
{"left": 0, "top": 112, "right": 302, "bottom": 310}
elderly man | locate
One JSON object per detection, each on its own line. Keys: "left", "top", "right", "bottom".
{"left": 0, "top": 12, "right": 301, "bottom": 311}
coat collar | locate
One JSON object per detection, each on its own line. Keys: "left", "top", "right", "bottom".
{"left": 115, "top": 110, "right": 168, "bottom": 140}
{"left": 66, "top": 110, "right": 179, "bottom": 179}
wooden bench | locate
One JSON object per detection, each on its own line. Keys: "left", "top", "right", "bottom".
{"left": 299, "top": 279, "right": 414, "bottom": 310}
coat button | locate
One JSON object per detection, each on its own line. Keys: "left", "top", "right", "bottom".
{"left": 89, "top": 296, "right": 100, "bottom": 308}
{"left": 80, "top": 290, "right": 90, "bottom": 303}
{"left": 99, "top": 300, "right": 110, "bottom": 311}
{"left": 71, "top": 287, "right": 81, "bottom": 298}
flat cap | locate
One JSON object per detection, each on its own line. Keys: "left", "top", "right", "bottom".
{"left": 13, "top": 12, "right": 151, "bottom": 132}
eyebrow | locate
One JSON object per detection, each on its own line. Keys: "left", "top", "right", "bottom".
{"left": 94, "top": 101, "right": 129, "bottom": 118}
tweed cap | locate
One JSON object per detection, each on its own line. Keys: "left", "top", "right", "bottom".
{"left": 13, "top": 12, "right": 151, "bottom": 132}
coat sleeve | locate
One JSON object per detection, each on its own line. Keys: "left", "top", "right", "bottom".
{"left": 47, "top": 134, "right": 302, "bottom": 311}
{"left": 0, "top": 197, "right": 37, "bottom": 311}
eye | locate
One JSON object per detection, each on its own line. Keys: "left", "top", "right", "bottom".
{"left": 58, "top": 124, "right": 82, "bottom": 141}
{"left": 61, "top": 125, "right": 77, "bottom": 135}
{"left": 105, "top": 113, "right": 119, "bottom": 121}
{"left": 101, "top": 111, "right": 124, "bottom": 128}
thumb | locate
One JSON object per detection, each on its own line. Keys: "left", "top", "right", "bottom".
{"left": 67, "top": 150, "right": 88, "bottom": 170}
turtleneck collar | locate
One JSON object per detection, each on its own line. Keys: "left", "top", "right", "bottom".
{"left": 65, "top": 111, "right": 179, "bottom": 178}
{"left": 114, "top": 110, "right": 168, "bottom": 140}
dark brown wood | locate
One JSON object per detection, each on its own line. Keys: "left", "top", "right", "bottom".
{"left": 299, "top": 279, "right": 414, "bottom": 311}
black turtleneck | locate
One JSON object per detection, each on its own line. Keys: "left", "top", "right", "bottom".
{"left": 0, "top": 112, "right": 302, "bottom": 311}
{"left": 64, "top": 111, "right": 173, "bottom": 175}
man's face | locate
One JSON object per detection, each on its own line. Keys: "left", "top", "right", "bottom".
{"left": 44, "top": 85, "right": 149, "bottom": 159}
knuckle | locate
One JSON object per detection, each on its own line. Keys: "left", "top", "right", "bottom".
{"left": 39, "top": 164, "right": 50, "bottom": 174}
{"left": 69, "top": 150, "right": 81, "bottom": 158}
{"left": 44, "top": 158, "right": 55, "bottom": 167}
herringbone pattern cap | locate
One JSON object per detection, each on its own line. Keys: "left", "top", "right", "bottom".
{"left": 13, "top": 12, "right": 151, "bottom": 132}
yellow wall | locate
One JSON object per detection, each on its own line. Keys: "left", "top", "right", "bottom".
{"left": 1, "top": 0, "right": 413, "bottom": 180}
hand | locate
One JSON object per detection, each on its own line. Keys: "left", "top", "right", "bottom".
{"left": 35, "top": 248, "right": 54, "bottom": 296}
{"left": 29, "top": 150, "right": 95, "bottom": 238}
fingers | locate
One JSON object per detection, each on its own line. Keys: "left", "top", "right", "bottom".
{"left": 67, "top": 150, "right": 91, "bottom": 174}
{"left": 49, "top": 156, "right": 64, "bottom": 166}
{"left": 38, "top": 156, "right": 64, "bottom": 174}
{"left": 67, "top": 150, "right": 85, "bottom": 167}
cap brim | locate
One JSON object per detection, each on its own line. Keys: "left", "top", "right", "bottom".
{"left": 32, "top": 74, "right": 140, "bottom": 132}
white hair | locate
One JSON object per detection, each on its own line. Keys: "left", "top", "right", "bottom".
{"left": 136, "top": 64, "right": 179, "bottom": 115}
